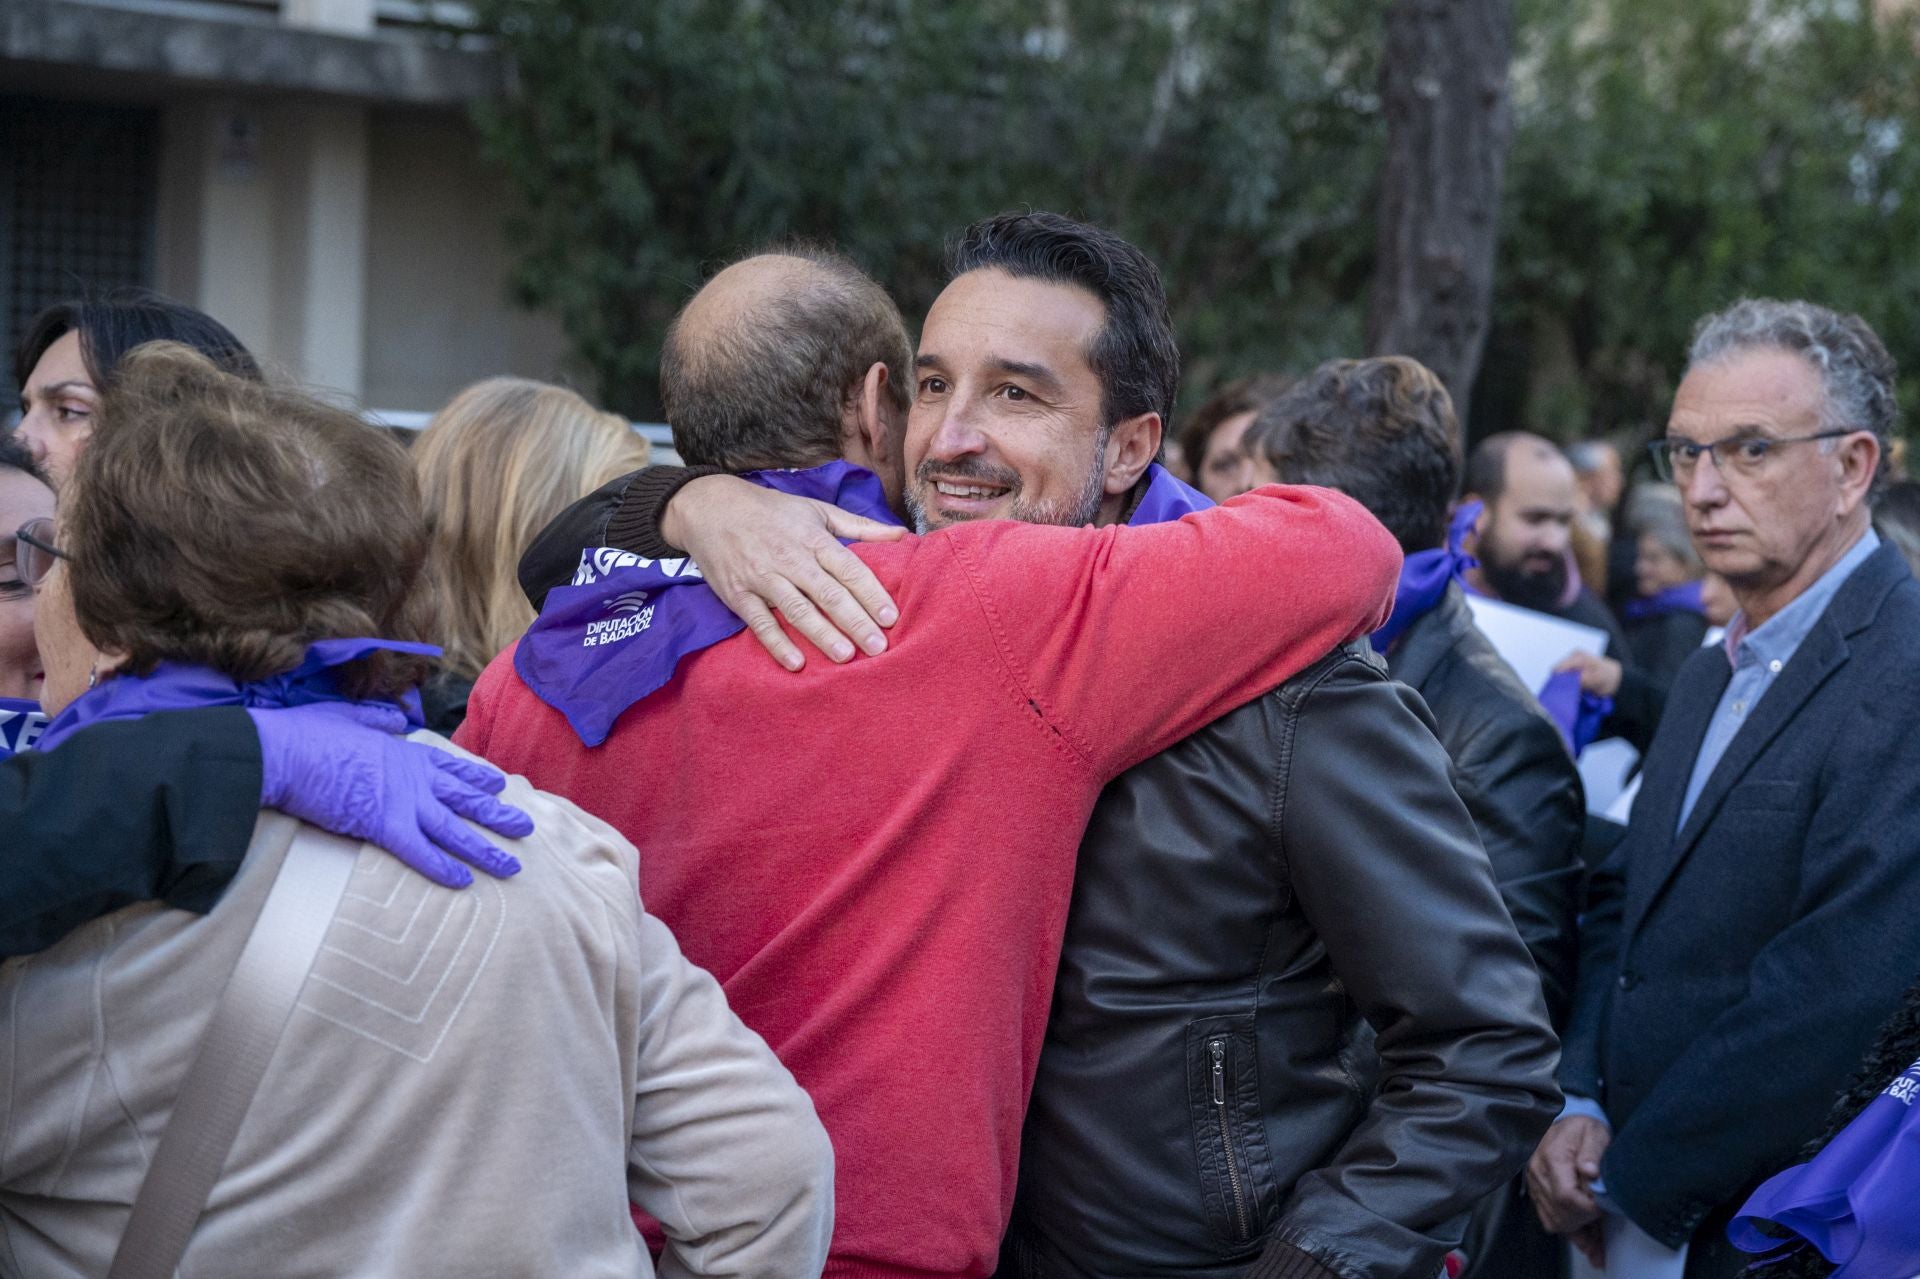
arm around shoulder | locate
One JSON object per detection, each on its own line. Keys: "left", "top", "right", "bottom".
{"left": 518, "top": 465, "right": 713, "bottom": 610}
{"left": 0, "top": 707, "right": 261, "bottom": 959}
{"left": 958, "top": 483, "right": 1401, "bottom": 779}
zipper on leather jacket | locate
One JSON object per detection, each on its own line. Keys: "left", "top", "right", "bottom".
{"left": 1209, "top": 1036, "right": 1252, "bottom": 1240}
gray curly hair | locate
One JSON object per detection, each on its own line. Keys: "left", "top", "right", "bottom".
{"left": 1687, "top": 298, "right": 1897, "bottom": 490}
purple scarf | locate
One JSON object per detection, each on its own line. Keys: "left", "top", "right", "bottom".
{"left": 0, "top": 696, "right": 48, "bottom": 759}
{"left": 34, "top": 637, "right": 437, "bottom": 754}
{"left": 1372, "top": 502, "right": 1482, "bottom": 655}
{"left": 1538, "top": 669, "right": 1614, "bottom": 756}
{"left": 1127, "top": 462, "right": 1213, "bottom": 524}
{"left": 1623, "top": 579, "right": 1706, "bottom": 623}
{"left": 518, "top": 462, "right": 898, "bottom": 747}
{"left": 1730, "top": 1056, "right": 1920, "bottom": 1276}
{"left": 520, "top": 461, "right": 1212, "bottom": 747}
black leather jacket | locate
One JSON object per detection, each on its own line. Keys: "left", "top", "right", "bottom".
{"left": 1386, "top": 584, "right": 1584, "bottom": 1025}
{"left": 1001, "top": 644, "right": 1562, "bottom": 1279}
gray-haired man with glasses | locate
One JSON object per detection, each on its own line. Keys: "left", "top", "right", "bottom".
{"left": 1528, "top": 298, "right": 1920, "bottom": 1278}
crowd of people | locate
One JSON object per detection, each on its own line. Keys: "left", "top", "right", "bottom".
{"left": 2, "top": 208, "right": 1918, "bottom": 1279}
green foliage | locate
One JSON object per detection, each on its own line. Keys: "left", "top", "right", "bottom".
{"left": 1489, "top": 0, "right": 1920, "bottom": 448}
{"left": 472, "top": 0, "right": 1920, "bottom": 457}
{"left": 468, "top": 0, "right": 1389, "bottom": 417}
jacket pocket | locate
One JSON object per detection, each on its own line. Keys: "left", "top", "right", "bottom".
{"left": 1721, "top": 778, "right": 1806, "bottom": 812}
{"left": 1185, "top": 1014, "right": 1277, "bottom": 1249}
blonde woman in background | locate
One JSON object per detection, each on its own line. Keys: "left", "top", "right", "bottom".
{"left": 415, "top": 378, "right": 651, "bottom": 733}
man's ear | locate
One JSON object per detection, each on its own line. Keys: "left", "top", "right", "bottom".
{"left": 1835, "top": 431, "right": 1881, "bottom": 516}
{"left": 860, "top": 362, "right": 896, "bottom": 464}
{"left": 1102, "top": 411, "right": 1162, "bottom": 496}
{"left": 843, "top": 361, "right": 897, "bottom": 468}
{"left": 1457, "top": 495, "right": 1489, "bottom": 551}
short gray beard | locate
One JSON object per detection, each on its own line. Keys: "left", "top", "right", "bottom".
{"left": 906, "top": 430, "right": 1111, "bottom": 534}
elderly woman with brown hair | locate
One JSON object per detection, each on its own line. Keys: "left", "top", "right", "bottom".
{"left": 4, "top": 311, "right": 536, "bottom": 959}
{"left": 413, "top": 377, "right": 652, "bottom": 732}
{"left": 0, "top": 345, "right": 832, "bottom": 1279}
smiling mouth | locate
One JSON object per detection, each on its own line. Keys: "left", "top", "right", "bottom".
{"left": 932, "top": 479, "right": 1011, "bottom": 501}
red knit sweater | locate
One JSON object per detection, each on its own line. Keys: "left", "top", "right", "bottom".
{"left": 456, "top": 485, "right": 1399, "bottom": 1279}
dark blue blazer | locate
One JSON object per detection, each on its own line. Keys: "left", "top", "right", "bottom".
{"left": 1561, "top": 541, "right": 1920, "bottom": 1249}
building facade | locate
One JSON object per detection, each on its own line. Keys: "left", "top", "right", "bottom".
{"left": 2, "top": 0, "right": 573, "bottom": 416}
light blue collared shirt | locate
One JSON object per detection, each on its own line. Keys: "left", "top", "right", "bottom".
{"left": 1676, "top": 528, "right": 1880, "bottom": 830}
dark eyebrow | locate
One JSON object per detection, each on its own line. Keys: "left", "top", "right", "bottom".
{"left": 985, "top": 356, "right": 1066, "bottom": 396}
{"left": 914, "top": 353, "right": 1067, "bottom": 397}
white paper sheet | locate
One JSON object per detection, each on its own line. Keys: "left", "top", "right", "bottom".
{"left": 1566, "top": 1214, "right": 1689, "bottom": 1279}
{"left": 1580, "top": 738, "right": 1641, "bottom": 816}
{"left": 1463, "top": 594, "right": 1611, "bottom": 694}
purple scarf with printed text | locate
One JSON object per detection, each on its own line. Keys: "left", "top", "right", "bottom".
{"left": 0, "top": 696, "right": 48, "bottom": 759}
{"left": 517, "top": 463, "right": 898, "bottom": 747}
{"left": 518, "top": 462, "right": 1213, "bottom": 746}
{"left": 1730, "top": 1056, "right": 1920, "bottom": 1276}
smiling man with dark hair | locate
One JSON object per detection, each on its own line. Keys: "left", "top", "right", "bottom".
{"left": 497, "top": 212, "right": 1561, "bottom": 1279}
{"left": 462, "top": 226, "right": 1411, "bottom": 1279}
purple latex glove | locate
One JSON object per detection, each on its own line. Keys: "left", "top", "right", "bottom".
{"left": 248, "top": 702, "right": 532, "bottom": 888}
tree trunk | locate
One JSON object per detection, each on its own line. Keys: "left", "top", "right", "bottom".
{"left": 1365, "top": 0, "right": 1514, "bottom": 432}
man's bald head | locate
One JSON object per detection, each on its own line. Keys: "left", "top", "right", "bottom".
{"left": 660, "top": 247, "right": 912, "bottom": 471}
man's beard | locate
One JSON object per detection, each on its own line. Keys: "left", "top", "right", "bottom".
{"left": 905, "top": 439, "right": 1109, "bottom": 534}
{"left": 1480, "top": 531, "right": 1570, "bottom": 612}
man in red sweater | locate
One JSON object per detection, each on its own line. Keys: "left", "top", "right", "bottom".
{"left": 457, "top": 245, "right": 1401, "bottom": 1279}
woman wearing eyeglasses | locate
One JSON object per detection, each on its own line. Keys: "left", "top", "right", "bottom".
{"left": 0, "top": 342, "right": 832, "bottom": 1278}
{"left": 0, "top": 434, "right": 54, "bottom": 708}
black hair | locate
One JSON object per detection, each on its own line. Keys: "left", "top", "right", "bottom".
{"left": 15, "top": 287, "right": 261, "bottom": 393}
{"left": 948, "top": 210, "right": 1181, "bottom": 432}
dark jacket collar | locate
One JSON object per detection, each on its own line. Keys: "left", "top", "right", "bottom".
{"left": 1386, "top": 581, "right": 1478, "bottom": 691}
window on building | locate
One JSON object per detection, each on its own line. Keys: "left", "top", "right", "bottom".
{"left": 1, "top": 96, "right": 160, "bottom": 404}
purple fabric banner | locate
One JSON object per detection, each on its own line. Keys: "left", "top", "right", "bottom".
{"left": 34, "top": 637, "right": 437, "bottom": 753}
{"left": 1730, "top": 1056, "right": 1920, "bottom": 1277}
{"left": 0, "top": 696, "right": 48, "bottom": 759}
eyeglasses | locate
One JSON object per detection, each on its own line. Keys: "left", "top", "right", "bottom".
{"left": 1647, "top": 429, "right": 1857, "bottom": 483}
{"left": 13, "top": 518, "right": 69, "bottom": 588}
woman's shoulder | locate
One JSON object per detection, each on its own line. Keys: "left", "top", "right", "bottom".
{"left": 404, "top": 730, "right": 646, "bottom": 912}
